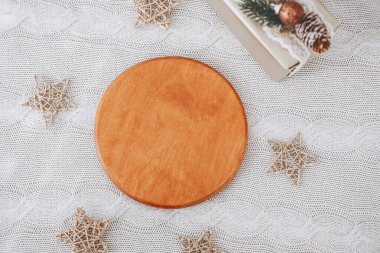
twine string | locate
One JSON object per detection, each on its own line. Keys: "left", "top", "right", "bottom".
{"left": 133, "top": 0, "right": 179, "bottom": 30}
{"left": 23, "top": 76, "right": 75, "bottom": 126}
{"left": 58, "top": 208, "right": 109, "bottom": 253}
{"left": 267, "top": 133, "right": 318, "bottom": 185}
{"left": 179, "top": 229, "right": 226, "bottom": 253}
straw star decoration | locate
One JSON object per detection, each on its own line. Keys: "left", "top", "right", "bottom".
{"left": 133, "top": 0, "right": 179, "bottom": 30}
{"left": 267, "top": 133, "right": 318, "bottom": 185}
{"left": 179, "top": 229, "right": 226, "bottom": 253}
{"left": 23, "top": 76, "right": 75, "bottom": 126}
{"left": 58, "top": 208, "right": 109, "bottom": 253}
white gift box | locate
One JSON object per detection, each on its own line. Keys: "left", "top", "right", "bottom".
{"left": 206, "top": 0, "right": 340, "bottom": 81}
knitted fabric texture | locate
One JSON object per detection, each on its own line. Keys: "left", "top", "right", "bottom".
{"left": 133, "top": 0, "right": 179, "bottom": 30}
{"left": 267, "top": 133, "right": 318, "bottom": 185}
{"left": 23, "top": 76, "right": 75, "bottom": 126}
{"left": 58, "top": 208, "right": 109, "bottom": 253}
{"left": 1, "top": 0, "right": 380, "bottom": 252}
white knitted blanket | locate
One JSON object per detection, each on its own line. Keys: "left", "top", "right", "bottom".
{"left": 0, "top": 0, "right": 379, "bottom": 252}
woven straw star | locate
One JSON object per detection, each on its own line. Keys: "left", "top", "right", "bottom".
{"left": 58, "top": 208, "right": 109, "bottom": 253}
{"left": 267, "top": 133, "right": 318, "bottom": 185}
{"left": 23, "top": 76, "right": 75, "bottom": 127}
{"left": 133, "top": 0, "right": 179, "bottom": 30}
{"left": 179, "top": 229, "right": 226, "bottom": 253}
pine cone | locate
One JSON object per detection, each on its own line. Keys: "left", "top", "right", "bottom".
{"left": 295, "top": 12, "right": 331, "bottom": 53}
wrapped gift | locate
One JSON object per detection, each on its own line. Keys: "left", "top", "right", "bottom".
{"left": 206, "top": 0, "right": 340, "bottom": 81}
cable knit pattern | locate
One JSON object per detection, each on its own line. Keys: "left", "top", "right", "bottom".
{"left": 0, "top": 0, "right": 380, "bottom": 252}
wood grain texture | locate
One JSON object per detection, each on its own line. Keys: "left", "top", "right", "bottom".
{"left": 95, "top": 57, "right": 248, "bottom": 208}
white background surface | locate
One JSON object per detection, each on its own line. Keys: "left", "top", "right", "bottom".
{"left": 0, "top": 0, "right": 380, "bottom": 252}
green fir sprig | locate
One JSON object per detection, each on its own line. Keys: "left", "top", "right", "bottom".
{"left": 240, "top": 0, "right": 283, "bottom": 28}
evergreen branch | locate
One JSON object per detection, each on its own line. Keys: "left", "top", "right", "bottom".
{"left": 240, "top": 0, "right": 283, "bottom": 28}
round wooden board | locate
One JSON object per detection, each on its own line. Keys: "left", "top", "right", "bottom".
{"left": 95, "top": 57, "right": 248, "bottom": 208}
